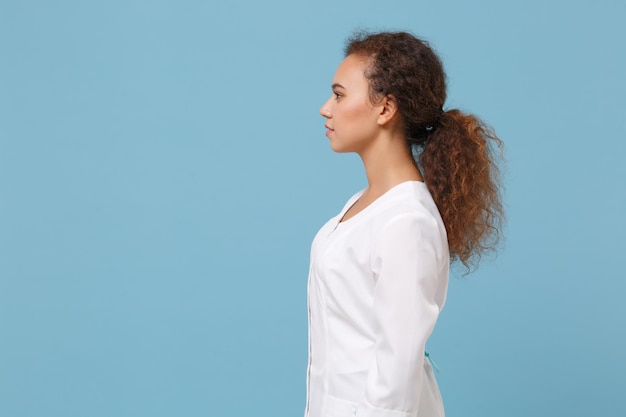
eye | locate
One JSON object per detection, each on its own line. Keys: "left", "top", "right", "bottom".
{"left": 333, "top": 91, "right": 343, "bottom": 100}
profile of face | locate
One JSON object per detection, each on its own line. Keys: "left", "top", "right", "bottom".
{"left": 319, "top": 54, "right": 385, "bottom": 154}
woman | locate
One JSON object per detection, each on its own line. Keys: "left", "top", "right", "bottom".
{"left": 304, "top": 31, "right": 503, "bottom": 417}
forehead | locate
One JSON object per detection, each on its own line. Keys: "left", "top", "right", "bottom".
{"left": 333, "top": 54, "right": 370, "bottom": 88}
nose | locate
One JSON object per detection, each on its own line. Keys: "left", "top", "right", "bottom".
{"left": 319, "top": 97, "right": 332, "bottom": 119}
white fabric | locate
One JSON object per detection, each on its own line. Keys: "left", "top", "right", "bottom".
{"left": 305, "top": 181, "right": 449, "bottom": 417}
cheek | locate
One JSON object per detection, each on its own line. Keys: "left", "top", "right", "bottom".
{"left": 331, "top": 102, "right": 378, "bottom": 152}
{"left": 339, "top": 100, "right": 373, "bottom": 127}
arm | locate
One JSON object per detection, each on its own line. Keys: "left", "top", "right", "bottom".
{"left": 357, "top": 212, "right": 446, "bottom": 417}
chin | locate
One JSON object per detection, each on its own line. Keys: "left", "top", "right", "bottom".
{"left": 329, "top": 140, "right": 354, "bottom": 154}
{"left": 329, "top": 143, "right": 350, "bottom": 153}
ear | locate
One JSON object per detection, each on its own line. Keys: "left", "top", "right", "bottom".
{"left": 376, "top": 94, "right": 399, "bottom": 126}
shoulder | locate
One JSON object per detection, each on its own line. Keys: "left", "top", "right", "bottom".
{"left": 376, "top": 182, "right": 443, "bottom": 230}
{"left": 370, "top": 182, "right": 448, "bottom": 254}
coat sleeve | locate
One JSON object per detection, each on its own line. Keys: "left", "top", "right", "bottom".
{"left": 356, "top": 212, "right": 446, "bottom": 417}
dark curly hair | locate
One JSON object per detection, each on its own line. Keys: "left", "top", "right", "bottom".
{"left": 346, "top": 31, "right": 504, "bottom": 270}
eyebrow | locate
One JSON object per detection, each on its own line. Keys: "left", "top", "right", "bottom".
{"left": 332, "top": 83, "right": 345, "bottom": 90}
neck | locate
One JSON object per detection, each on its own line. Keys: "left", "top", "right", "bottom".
{"left": 358, "top": 131, "right": 423, "bottom": 195}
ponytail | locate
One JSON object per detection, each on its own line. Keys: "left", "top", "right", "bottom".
{"left": 419, "top": 109, "right": 504, "bottom": 270}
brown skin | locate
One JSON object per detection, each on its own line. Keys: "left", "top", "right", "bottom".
{"left": 320, "top": 54, "right": 422, "bottom": 222}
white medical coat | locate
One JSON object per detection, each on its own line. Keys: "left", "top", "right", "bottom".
{"left": 305, "top": 181, "right": 449, "bottom": 417}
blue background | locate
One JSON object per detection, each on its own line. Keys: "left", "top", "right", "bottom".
{"left": 1, "top": 1, "right": 625, "bottom": 416}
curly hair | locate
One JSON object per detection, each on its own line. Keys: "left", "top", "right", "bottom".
{"left": 346, "top": 31, "right": 504, "bottom": 270}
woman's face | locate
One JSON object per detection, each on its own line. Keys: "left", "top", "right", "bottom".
{"left": 320, "top": 54, "right": 382, "bottom": 154}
